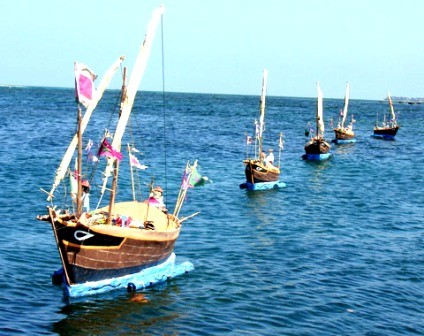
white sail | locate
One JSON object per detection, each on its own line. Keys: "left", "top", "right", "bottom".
{"left": 341, "top": 81, "right": 350, "bottom": 127}
{"left": 317, "top": 82, "right": 325, "bottom": 135}
{"left": 101, "top": 5, "right": 165, "bottom": 194}
{"left": 387, "top": 92, "right": 396, "bottom": 123}
{"left": 47, "top": 56, "right": 124, "bottom": 201}
{"left": 259, "top": 69, "right": 268, "bottom": 138}
{"left": 257, "top": 69, "right": 268, "bottom": 155}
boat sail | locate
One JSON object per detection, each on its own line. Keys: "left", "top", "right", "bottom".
{"left": 303, "top": 82, "right": 332, "bottom": 161}
{"left": 333, "top": 82, "right": 356, "bottom": 143}
{"left": 240, "top": 69, "right": 285, "bottom": 191}
{"left": 46, "top": 56, "right": 124, "bottom": 201}
{"left": 37, "top": 6, "right": 196, "bottom": 298}
{"left": 373, "top": 92, "right": 400, "bottom": 139}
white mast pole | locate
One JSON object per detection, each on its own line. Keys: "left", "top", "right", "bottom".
{"left": 258, "top": 69, "right": 268, "bottom": 156}
{"left": 341, "top": 81, "right": 350, "bottom": 128}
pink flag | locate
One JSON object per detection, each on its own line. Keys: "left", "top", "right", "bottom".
{"left": 74, "top": 62, "right": 97, "bottom": 108}
{"left": 130, "top": 153, "right": 147, "bottom": 169}
{"left": 97, "top": 138, "right": 123, "bottom": 161}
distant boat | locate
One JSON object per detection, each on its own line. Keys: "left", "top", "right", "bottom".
{"left": 373, "top": 92, "right": 400, "bottom": 140}
{"left": 333, "top": 82, "right": 356, "bottom": 144}
{"left": 240, "top": 69, "right": 286, "bottom": 191}
{"left": 303, "top": 82, "right": 332, "bottom": 161}
{"left": 388, "top": 96, "right": 424, "bottom": 104}
{"left": 37, "top": 6, "right": 196, "bottom": 298}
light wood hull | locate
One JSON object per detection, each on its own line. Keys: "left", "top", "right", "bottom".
{"left": 243, "top": 159, "right": 280, "bottom": 184}
{"left": 334, "top": 128, "right": 355, "bottom": 140}
{"left": 43, "top": 202, "right": 180, "bottom": 285}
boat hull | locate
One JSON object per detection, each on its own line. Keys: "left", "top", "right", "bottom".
{"left": 373, "top": 125, "right": 399, "bottom": 139}
{"left": 304, "top": 138, "right": 331, "bottom": 155}
{"left": 45, "top": 202, "right": 181, "bottom": 285}
{"left": 243, "top": 159, "right": 280, "bottom": 184}
{"left": 333, "top": 128, "right": 355, "bottom": 143}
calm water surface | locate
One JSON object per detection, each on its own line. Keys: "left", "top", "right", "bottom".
{"left": 0, "top": 86, "right": 423, "bottom": 335}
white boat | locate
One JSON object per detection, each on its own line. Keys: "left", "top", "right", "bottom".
{"left": 373, "top": 92, "right": 400, "bottom": 140}
{"left": 241, "top": 69, "right": 285, "bottom": 190}
{"left": 333, "top": 82, "right": 356, "bottom": 143}
{"left": 303, "top": 82, "right": 332, "bottom": 161}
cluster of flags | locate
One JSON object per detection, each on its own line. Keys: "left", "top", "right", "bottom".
{"left": 181, "top": 162, "right": 206, "bottom": 191}
{"left": 84, "top": 138, "right": 147, "bottom": 170}
{"left": 246, "top": 130, "right": 284, "bottom": 150}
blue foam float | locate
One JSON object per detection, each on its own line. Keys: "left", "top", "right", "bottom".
{"left": 302, "top": 153, "right": 333, "bottom": 161}
{"left": 332, "top": 138, "right": 357, "bottom": 144}
{"left": 239, "top": 180, "right": 286, "bottom": 191}
{"left": 53, "top": 253, "right": 194, "bottom": 298}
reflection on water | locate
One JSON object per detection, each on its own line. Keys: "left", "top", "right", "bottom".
{"left": 53, "top": 283, "right": 184, "bottom": 335}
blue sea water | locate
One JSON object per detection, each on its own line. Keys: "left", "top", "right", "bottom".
{"left": 0, "top": 86, "right": 423, "bottom": 335}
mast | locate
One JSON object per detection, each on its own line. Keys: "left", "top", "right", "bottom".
{"left": 106, "top": 67, "right": 127, "bottom": 223}
{"left": 128, "top": 144, "right": 136, "bottom": 201}
{"left": 278, "top": 132, "right": 283, "bottom": 169}
{"left": 101, "top": 5, "right": 165, "bottom": 195}
{"left": 258, "top": 69, "right": 268, "bottom": 156}
{"left": 47, "top": 56, "right": 124, "bottom": 201}
{"left": 316, "top": 82, "right": 324, "bottom": 138}
{"left": 387, "top": 92, "right": 396, "bottom": 124}
{"left": 76, "top": 106, "right": 83, "bottom": 217}
{"left": 341, "top": 81, "right": 350, "bottom": 128}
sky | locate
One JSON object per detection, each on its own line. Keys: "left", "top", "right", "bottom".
{"left": 2, "top": 0, "right": 424, "bottom": 100}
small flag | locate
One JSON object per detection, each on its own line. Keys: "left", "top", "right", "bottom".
{"left": 85, "top": 140, "right": 98, "bottom": 162}
{"left": 246, "top": 135, "right": 253, "bottom": 145}
{"left": 97, "top": 138, "right": 123, "bottom": 161}
{"left": 254, "top": 120, "right": 260, "bottom": 139}
{"left": 279, "top": 137, "right": 284, "bottom": 150}
{"left": 85, "top": 139, "right": 93, "bottom": 152}
{"left": 74, "top": 62, "right": 97, "bottom": 108}
{"left": 129, "top": 153, "right": 147, "bottom": 169}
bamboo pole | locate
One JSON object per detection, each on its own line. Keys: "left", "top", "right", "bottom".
{"left": 173, "top": 161, "right": 192, "bottom": 218}
{"left": 76, "top": 106, "right": 83, "bottom": 217}
{"left": 128, "top": 144, "right": 136, "bottom": 201}
{"left": 278, "top": 132, "right": 283, "bottom": 169}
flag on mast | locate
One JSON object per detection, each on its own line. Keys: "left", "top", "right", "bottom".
{"left": 129, "top": 153, "right": 147, "bottom": 169}
{"left": 74, "top": 62, "right": 97, "bottom": 108}
{"left": 97, "top": 138, "right": 123, "bottom": 161}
